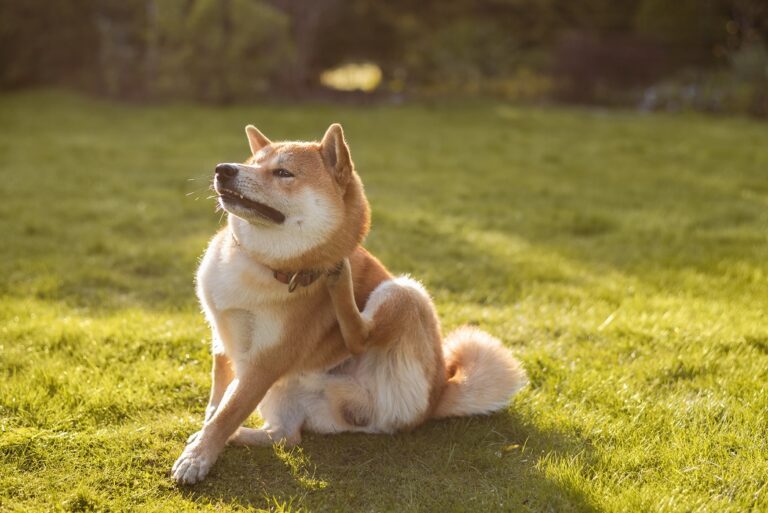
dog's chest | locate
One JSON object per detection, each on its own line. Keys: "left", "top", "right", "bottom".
{"left": 218, "top": 308, "right": 283, "bottom": 373}
{"left": 203, "top": 251, "right": 285, "bottom": 310}
{"left": 197, "top": 238, "right": 294, "bottom": 367}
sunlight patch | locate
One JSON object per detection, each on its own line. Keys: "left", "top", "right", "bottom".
{"left": 273, "top": 444, "right": 329, "bottom": 490}
{"left": 320, "top": 62, "right": 382, "bottom": 92}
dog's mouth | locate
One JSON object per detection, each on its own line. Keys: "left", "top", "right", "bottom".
{"left": 217, "top": 188, "right": 286, "bottom": 224}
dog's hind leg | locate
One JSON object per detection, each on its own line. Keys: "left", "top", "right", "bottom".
{"left": 228, "top": 369, "right": 373, "bottom": 445}
{"left": 326, "top": 375, "right": 373, "bottom": 428}
{"left": 229, "top": 426, "right": 301, "bottom": 447}
{"left": 229, "top": 376, "right": 307, "bottom": 447}
{"left": 301, "top": 372, "right": 373, "bottom": 433}
{"left": 326, "top": 258, "right": 371, "bottom": 354}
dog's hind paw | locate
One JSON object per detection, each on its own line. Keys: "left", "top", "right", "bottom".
{"left": 229, "top": 427, "right": 301, "bottom": 447}
{"left": 324, "top": 258, "right": 350, "bottom": 287}
{"left": 341, "top": 402, "right": 371, "bottom": 427}
{"left": 171, "top": 446, "right": 213, "bottom": 485}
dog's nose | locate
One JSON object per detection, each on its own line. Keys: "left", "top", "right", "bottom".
{"left": 215, "top": 163, "right": 238, "bottom": 180}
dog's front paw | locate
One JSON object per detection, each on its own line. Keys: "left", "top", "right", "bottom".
{"left": 171, "top": 444, "right": 214, "bottom": 485}
{"left": 186, "top": 430, "right": 201, "bottom": 445}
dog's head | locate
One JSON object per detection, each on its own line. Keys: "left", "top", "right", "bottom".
{"left": 214, "top": 123, "right": 370, "bottom": 269}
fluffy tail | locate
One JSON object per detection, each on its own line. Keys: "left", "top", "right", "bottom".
{"left": 433, "top": 326, "right": 527, "bottom": 418}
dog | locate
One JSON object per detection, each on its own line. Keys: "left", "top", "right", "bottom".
{"left": 171, "top": 123, "right": 527, "bottom": 484}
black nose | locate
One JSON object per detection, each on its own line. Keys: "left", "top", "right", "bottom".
{"left": 215, "top": 163, "right": 238, "bottom": 181}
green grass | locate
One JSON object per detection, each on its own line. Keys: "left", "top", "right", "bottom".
{"left": 1, "top": 90, "right": 767, "bottom": 513}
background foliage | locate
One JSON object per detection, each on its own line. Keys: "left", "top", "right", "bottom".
{"left": 1, "top": 0, "right": 767, "bottom": 115}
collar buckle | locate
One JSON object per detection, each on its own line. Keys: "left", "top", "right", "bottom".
{"left": 287, "top": 272, "right": 301, "bottom": 293}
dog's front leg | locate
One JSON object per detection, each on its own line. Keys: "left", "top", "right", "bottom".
{"left": 326, "top": 257, "right": 370, "bottom": 354}
{"left": 172, "top": 364, "right": 279, "bottom": 485}
{"left": 206, "top": 351, "right": 234, "bottom": 421}
{"left": 185, "top": 351, "right": 235, "bottom": 445}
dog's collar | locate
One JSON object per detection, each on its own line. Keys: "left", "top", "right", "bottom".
{"left": 272, "top": 268, "right": 323, "bottom": 292}
{"left": 231, "top": 230, "right": 333, "bottom": 293}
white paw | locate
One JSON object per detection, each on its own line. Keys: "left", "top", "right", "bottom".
{"left": 186, "top": 430, "right": 201, "bottom": 445}
{"left": 171, "top": 445, "right": 213, "bottom": 485}
{"left": 229, "top": 427, "right": 301, "bottom": 447}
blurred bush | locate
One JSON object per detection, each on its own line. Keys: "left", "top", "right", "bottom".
{"left": 0, "top": 0, "right": 292, "bottom": 102}
{"left": 149, "top": 0, "right": 292, "bottom": 102}
{"left": 1, "top": 0, "right": 767, "bottom": 115}
{"left": 731, "top": 43, "right": 768, "bottom": 81}
{"left": 641, "top": 44, "right": 768, "bottom": 117}
{"left": 553, "top": 31, "right": 667, "bottom": 104}
{"left": 491, "top": 68, "right": 555, "bottom": 103}
{"left": 402, "top": 19, "right": 517, "bottom": 91}
{"left": 0, "top": 0, "right": 101, "bottom": 90}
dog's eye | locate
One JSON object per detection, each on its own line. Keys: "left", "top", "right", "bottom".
{"left": 273, "top": 168, "right": 294, "bottom": 178}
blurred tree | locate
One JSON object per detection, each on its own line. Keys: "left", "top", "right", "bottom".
{"left": 312, "top": 0, "right": 534, "bottom": 90}
{"left": 0, "top": 0, "right": 100, "bottom": 90}
{"left": 264, "top": 0, "right": 340, "bottom": 92}
{"left": 150, "top": 0, "right": 293, "bottom": 102}
{"left": 634, "top": 0, "right": 723, "bottom": 64}
{"left": 1, "top": 0, "right": 766, "bottom": 107}
{"left": 557, "top": 0, "right": 643, "bottom": 33}
{"left": 94, "top": 0, "right": 148, "bottom": 99}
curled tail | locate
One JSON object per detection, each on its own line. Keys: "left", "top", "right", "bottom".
{"left": 433, "top": 326, "right": 527, "bottom": 419}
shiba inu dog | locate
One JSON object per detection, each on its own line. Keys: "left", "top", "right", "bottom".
{"left": 171, "top": 123, "right": 527, "bottom": 485}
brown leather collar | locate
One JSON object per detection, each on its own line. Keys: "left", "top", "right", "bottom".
{"left": 272, "top": 268, "right": 323, "bottom": 292}
{"left": 231, "top": 230, "right": 330, "bottom": 293}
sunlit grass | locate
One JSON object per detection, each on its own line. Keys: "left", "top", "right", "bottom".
{"left": 1, "top": 91, "right": 767, "bottom": 512}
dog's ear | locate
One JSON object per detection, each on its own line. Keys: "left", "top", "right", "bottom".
{"left": 245, "top": 125, "right": 271, "bottom": 154}
{"left": 320, "top": 123, "right": 352, "bottom": 187}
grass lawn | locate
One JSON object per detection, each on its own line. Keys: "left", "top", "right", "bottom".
{"left": 1, "top": 90, "right": 767, "bottom": 513}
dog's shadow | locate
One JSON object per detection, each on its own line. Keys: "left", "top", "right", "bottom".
{"left": 179, "top": 411, "right": 599, "bottom": 512}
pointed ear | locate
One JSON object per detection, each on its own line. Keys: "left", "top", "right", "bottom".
{"left": 245, "top": 125, "right": 271, "bottom": 154}
{"left": 320, "top": 123, "right": 352, "bottom": 187}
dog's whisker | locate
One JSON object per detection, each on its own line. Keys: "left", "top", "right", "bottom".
{"left": 185, "top": 180, "right": 219, "bottom": 202}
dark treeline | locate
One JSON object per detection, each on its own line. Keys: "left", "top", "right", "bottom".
{"left": 1, "top": 0, "right": 766, "bottom": 114}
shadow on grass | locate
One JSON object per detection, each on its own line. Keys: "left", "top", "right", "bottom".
{"left": 178, "top": 411, "right": 598, "bottom": 512}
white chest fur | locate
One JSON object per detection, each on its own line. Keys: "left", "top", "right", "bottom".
{"left": 196, "top": 231, "right": 291, "bottom": 374}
